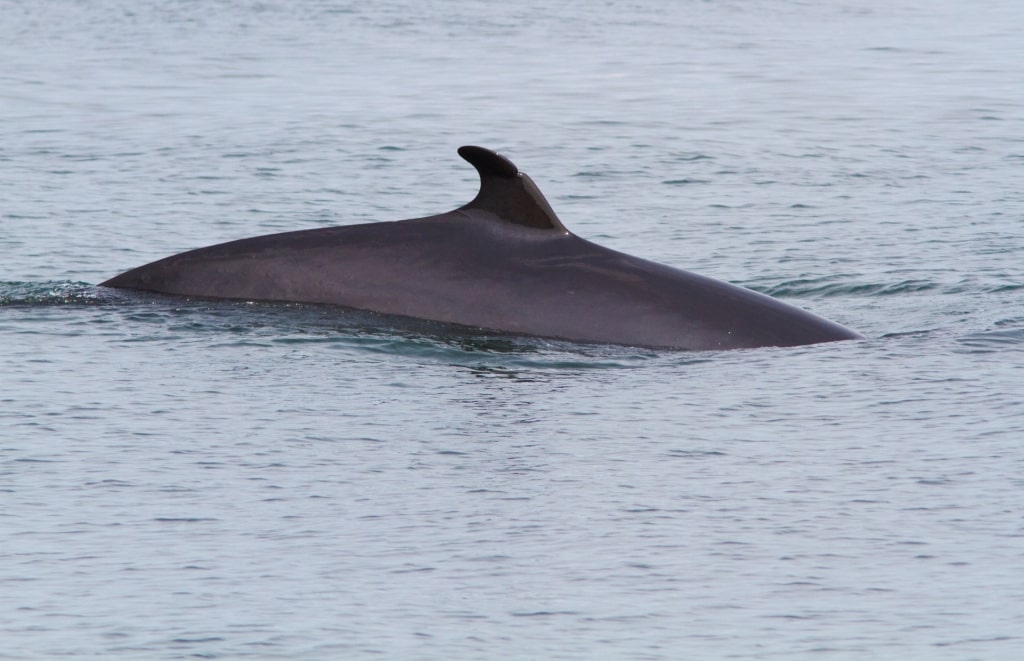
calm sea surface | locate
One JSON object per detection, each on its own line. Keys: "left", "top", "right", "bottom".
{"left": 3, "top": 1, "right": 1024, "bottom": 658}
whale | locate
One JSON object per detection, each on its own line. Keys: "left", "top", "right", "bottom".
{"left": 102, "top": 146, "right": 861, "bottom": 350}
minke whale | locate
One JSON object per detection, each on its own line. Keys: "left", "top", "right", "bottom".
{"left": 102, "top": 146, "right": 861, "bottom": 350}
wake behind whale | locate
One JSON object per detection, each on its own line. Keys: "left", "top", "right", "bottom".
{"left": 102, "top": 146, "right": 860, "bottom": 351}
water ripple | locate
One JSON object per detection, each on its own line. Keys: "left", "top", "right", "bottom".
{"left": 759, "top": 278, "right": 940, "bottom": 298}
{"left": 957, "top": 328, "right": 1024, "bottom": 351}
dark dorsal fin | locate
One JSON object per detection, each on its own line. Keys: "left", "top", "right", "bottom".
{"left": 457, "top": 146, "right": 568, "bottom": 232}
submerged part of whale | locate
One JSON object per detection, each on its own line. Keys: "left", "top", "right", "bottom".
{"left": 102, "top": 146, "right": 861, "bottom": 350}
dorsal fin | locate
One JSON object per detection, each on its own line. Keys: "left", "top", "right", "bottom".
{"left": 457, "top": 146, "right": 568, "bottom": 232}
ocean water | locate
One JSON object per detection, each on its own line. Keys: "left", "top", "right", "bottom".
{"left": 2, "top": 0, "right": 1024, "bottom": 658}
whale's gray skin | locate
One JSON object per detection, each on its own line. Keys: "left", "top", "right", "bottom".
{"left": 102, "top": 146, "right": 861, "bottom": 350}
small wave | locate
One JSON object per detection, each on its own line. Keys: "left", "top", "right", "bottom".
{"left": 957, "top": 328, "right": 1024, "bottom": 351}
{"left": 759, "top": 278, "right": 940, "bottom": 299}
{"left": 672, "top": 153, "right": 714, "bottom": 162}
{"left": 662, "top": 178, "right": 711, "bottom": 185}
{"left": 762, "top": 277, "right": 1024, "bottom": 299}
{"left": 986, "top": 282, "right": 1024, "bottom": 293}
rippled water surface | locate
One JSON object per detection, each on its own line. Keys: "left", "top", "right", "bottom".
{"left": 3, "top": 1, "right": 1024, "bottom": 658}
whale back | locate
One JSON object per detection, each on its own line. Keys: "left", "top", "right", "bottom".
{"left": 101, "top": 146, "right": 861, "bottom": 350}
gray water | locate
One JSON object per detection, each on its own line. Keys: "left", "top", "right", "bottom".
{"left": 3, "top": 1, "right": 1024, "bottom": 658}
